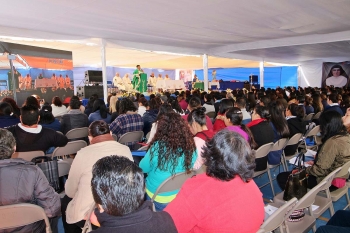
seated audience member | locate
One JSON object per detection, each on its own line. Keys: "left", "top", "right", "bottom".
{"left": 51, "top": 96, "right": 68, "bottom": 117}
{"left": 109, "top": 98, "right": 143, "bottom": 144}
{"left": 305, "top": 96, "right": 315, "bottom": 115}
{"left": 182, "top": 96, "right": 213, "bottom": 130}
{"left": 203, "top": 94, "right": 215, "bottom": 114}
{"left": 140, "top": 112, "right": 197, "bottom": 211}
{"left": 213, "top": 92, "right": 222, "bottom": 114}
{"left": 109, "top": 92, "right": 118, "bottom": 113}
{"left": 165, "top": 130, "right": 264, "bottom": 233}
{"left": 277, "top": 111, "right": 350, "bottom": 190}
{"left": 316, "top": 210, "right": 350, "bottom": 233}
{"left": 39, "top": 104, "right": 61, "bottom": 132}
{"left": 0, "top": 129, "right": 61, "bottom": 232}
{"left": 235, "top": 97, "right": 251, "bottom": 124}
{"left": 88, "top": 99, "right": 112, "bottom": 124}
{"left": 324, "top": 93, "right": 343, "bottom": 116}
{"left": 224, "top": 107, "right": 256, "bottom": 148}
{"left": 259, "top": 95, "right": 271, "bottom": 107}
{"left": 6, "top": 105, "right": 68, "bottom": 152}
{"left": 23, "top": 95, "right": 40, "bottom": 109}
{"left": 178, "top": 92, "right": 188, "bottom": 111}
{"left": 1, "top": 97, "right": 21, "bottom": 117}
{"left": 187, "top": 107, "right": 215, "bottom": 169}
{"left": 0, "top": 102, "right": 20, "bottom": 128}
{"left": 142, "top": 98, "right": 160, "bottom": 136}
{"left": 169, "top": 96, "right": 184, "bottom": 115}
{"left": 268, "top": 101, "right": 290, "bottom": 165}
{"left": 137, "top": 97, "right": 148, "bottom": 116}
{"left": 62, "top": 120, "right": 132, "bottom": 233}
{"left": 66, "top": 96, "right": 85, "bottom": 113}
{"left": 284, "top": 103, "right": 306, "bottom": 155}
{"left": 213, "top": 99, "right": 234, "bottom": 132}
{"left": 61, "top": 97, "right": 89, "bottom": 135}
{"left": 247, "top": 105, "right": 274, "bottom": 171}
{"left": 312, "top": 94, "right": 324, "bottom": 114}
{"left": 84, "top": 95, "right": 98, "bottom": 116}
{"left": 146, "top": 104, "right": 174, "bottom": 144}
{"left": 90, "top": 155, "right": 177, "bottom": 233}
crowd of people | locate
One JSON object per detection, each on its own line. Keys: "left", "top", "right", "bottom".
{"left": 0, "top": 84, "right": 350, "bottom": 232}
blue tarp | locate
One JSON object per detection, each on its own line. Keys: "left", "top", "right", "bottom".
{"left": 194, "top": 66, "right": 298, "bottom": 89}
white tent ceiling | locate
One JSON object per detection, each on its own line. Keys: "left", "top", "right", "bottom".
{"left": 0, "top": 0, "right": 350, "bottom": 67}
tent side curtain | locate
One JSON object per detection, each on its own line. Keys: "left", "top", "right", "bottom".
{"left": 194, "top": 66, "right": 298, "bottom": 89}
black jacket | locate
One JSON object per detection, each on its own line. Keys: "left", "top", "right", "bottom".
{"left": 7, "top": 125, "right": 68, "bottom": 152}
{"left": 0, "top": 159, "right": 61, "bottom": 233}
{"left": 285, "top": 117, "right": 306, "bottom": 156}
{"left": 93, "top": 201, "right": 177, "bottom": 233}
{"left": 142, "top": 109, "right": 158, "bottom": 136}
{"left": 60, "top": 111, "right": 89, "bottom": 134}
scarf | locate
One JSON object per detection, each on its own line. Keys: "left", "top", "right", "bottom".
{"left": 90, "top": 134, "right": 114, "bottom": 145}
{"left": 246, "top": 119, "right": 266, "bottom": 128}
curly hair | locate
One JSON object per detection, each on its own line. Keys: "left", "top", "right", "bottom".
{"left": 119, "top": 98, "right": 137, "bottom": 114}
{"left": 0, "top": 129, "right": 16, "bottom": 160}
{"left": 202, "top": 130, "right": 256, "bottom": 182}
{"left": 149, "top": 112, "right": 196, "bottom": 174}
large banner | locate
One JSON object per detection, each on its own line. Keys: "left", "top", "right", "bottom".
{"left": 179, "top": 69, "right": 192, "bottom": 82}
{"left": 322, "top": 62, "right": 350, "bottom": 87}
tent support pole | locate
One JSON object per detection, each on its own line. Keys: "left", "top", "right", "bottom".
{"left": 101, "top": 39, "right": 108, "bottom": 103}
{"left": 203, "top": 54, "right": 208, "bottom": 91}
{"left": 8, "top": 56, "right": 17, "bottom": 102}
{"left": 259, "top": 61, "right": 264, "bottom": 88}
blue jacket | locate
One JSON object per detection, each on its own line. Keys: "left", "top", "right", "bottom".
{"left": 0, "top": 115, "right": 20, "bottom": 128}
{"left": 88, "top": 110, "right": 112, "bottom": 124}
{"left": 40, "top": 119, "right": 61, "bottom": 132}
{"left": 142, "top": 109, "right": 158, "bottom": 136}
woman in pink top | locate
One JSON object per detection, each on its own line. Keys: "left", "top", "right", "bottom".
{"left": 224, "top": 107, "right": 257, "bottom": 148}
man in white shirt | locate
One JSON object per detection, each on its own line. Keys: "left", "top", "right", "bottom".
{"left": 122, "top": 74, "right": 133, "bottom": 91}
{"left": 113, "top": 73, "right": 125, "bottom": 91}
{"left": 148, "top": 73, "right": 157, "bottom": 92}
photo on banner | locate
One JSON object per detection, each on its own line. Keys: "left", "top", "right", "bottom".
{"left": 322, "top": 61, "right": 350, "bottom": 88}
{"left": 179, "top": 69, "right": 192, "bottom": 82}
{"left": 0, "top": 41, "right": 73, "bottom": 106}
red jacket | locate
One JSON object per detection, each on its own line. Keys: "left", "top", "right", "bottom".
{"left": 182, "top": 114, "right": 213, "bottom": 130}
{"left": 165, "top": 174, "right": 264, "bottom": 233}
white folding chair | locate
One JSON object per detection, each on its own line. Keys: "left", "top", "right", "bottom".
{"left": 303, "top": 113, "right": 315, "bottom": 122}
{"left": 312, "top": 112, "right": 321, "bottom": 120}
{"left": 299, "top": 125, "right": 320, "bottom": 151}
{"left": 0, "top": 203, "right": 52, "bottom": 233}
{"left": 282, "top": 133, "right": 303, "bottom": 171}
{"left": 52, "top": 140, "right": 87, "bottom": 163}
{"left": 268, "top": 138, "right": 289, "bottom": 172}
{"left": 65, "top": 127, "right": 88, "bottom": 140}
{"left": 329, "top": 161, "right": 350, "bottom": 210}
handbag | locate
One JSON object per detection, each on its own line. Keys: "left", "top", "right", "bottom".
{"left": 31, "top": 156, "right": 61, "bottom": 192}
{"left": 283, "top": 153, "right": 308, "bottom": 201}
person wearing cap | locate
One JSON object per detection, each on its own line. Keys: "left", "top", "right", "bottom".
{"left": 325, "top": 65, "right": 348, "bottom": 87}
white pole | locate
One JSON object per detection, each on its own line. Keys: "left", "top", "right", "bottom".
{"left": 259, "top": 61, "right": 264, "bottom": 88}
{"left": 203, "top": 54, "right": 208, "bottom": 91}
{"left": 101, "top": 39, "right": 108, "bottom": 103}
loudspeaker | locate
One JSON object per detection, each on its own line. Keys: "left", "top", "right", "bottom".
{"left": 250, "top": 75, "right": 258, "bottom": 83}
{"left": 76, "top": 86, "right": 84, "bottom": 98}
{"left": 85, "top": 70, "right": 103, "bottom": 83}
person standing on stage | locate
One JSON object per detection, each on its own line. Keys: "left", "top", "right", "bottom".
{"left": 157, "top": 74, "right": 164, "bottom": 93}
{"left": 148, "top": 73, "right": 157, "bottom": 93}
{"left": 65, "top": 75, "right": 71, "bottom": 88}
{"left": 113, "top": 72, "right": 125, "bottom": 91}
{"left": 132, "top": 65, "right": 143, "bottom": 90}
{"left": 123, "top": 73, "right": 133, "bottom": 91}
{"left": 24, "top": 74, "right": 32, "bottom": 90}
{"left": 193, "top": 74, "right": 198, "bottom": 82}
{"left": 212, "top": 70, "right": 217, "bottom": 81}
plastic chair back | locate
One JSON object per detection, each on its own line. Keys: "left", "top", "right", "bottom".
{"left": 259, "top": 198, "right": 298, "bottom": 232}
{"left": 118, "top": 131, "right": 144, "bottom": 145}
{"left": 206, "top": 111, "right": 216, "bottom": 118}
{"left": 58, "top": 160, "right": 71, "bottom": 177}
{"left": 286, "top": 133, "right": 303, "bottom": 146}
{"left": 312, "top": 112, "right": 321, "bottom": 120}
{"left": 0, "top": 203, "right": 52, "bottom": 233}
{"left": 304, "top": 125, "right": 320, "bottom": 138}
{"left": 271, "top": 138, "right": 288, "bottom": 152}
{"left": 303, "top": 113, "right": 315, "bottom": 121}
{"left": 137, "top": 145, "right": 149, "bottom": 151}
{"left": 12, "top": 151, "right": 45, "bottom": 161}
{"left": 254, "top": 143, "right": 274, "bottom": 159}
{"left": 335, "top": 160, "right": 350, "bottom": 178}
{"left": 65, "top": 127, "right": 88, "bottom": 140}
{"left": 52, "top": 140, "right": 87, "bottom": 158}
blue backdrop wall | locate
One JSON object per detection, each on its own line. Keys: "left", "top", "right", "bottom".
{"left": 194, "top": 66, "right": 298, "bottom": 89}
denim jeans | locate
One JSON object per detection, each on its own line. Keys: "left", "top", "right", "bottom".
{"left": 145, "top": 194, "right": 168, "bottom": 211}
{"left": 316, "top": 210, "right": 350, "bottom": 233}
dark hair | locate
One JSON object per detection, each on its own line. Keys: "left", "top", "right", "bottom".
{"left": 89, "top": 120, "right": 110, "bottom": 137}
{"left": 39, "top": 105, "right": 55, "bottom": 124}
{"left": 288, "top": 103, "right": 305, "bottom": 119}
{"left": 149, "top": 112, "right": 196, "bottom": 174}
{"left": 225, "top": 107, "right": 257, "bottom": 149}
{"left": 92, "top": 99, "right": 109, "bottom": 119}
{"left": 86, "top": 96, "right": 95, "bottom": 109}
{"left": 91, "top": 155, "right": 144, "bottom": 216}
{"left": 254, "top": 105, "right": 270, "bottom": 120}
{"left": 0, "top": 129, "right": 16, "bottom": 160}
{"left": 119, "top": 98, "right": 137, "bottom": 114}
{"left": 319, "top": 111, "right": 347, "bottom": 143}
{"left": 24, "top": 96, "right": 40, "bottom": 109}
{"left": 0, "top": 102, "right": 13, "bottom": 116}
{"left": 168, "top": 96, "right": 183, "bottom": 114}
{"left": 235, "top": 98, "right": 246, "bottom": 109}
{"left": 188, "top": 107, "right": 206, "bottom": 126}
{"left": 218, "top": 99, "right": 234, "bottom": 114}
{"left": 247, "top": 92, "right": 256, "bottom": 110}
{"left": 328, "top": 93, "right": 338, "bottom": 103}
{"left": 269, "top": 101, "right": 290, "bottom": 138}
{"left": 188, "top": 96, "right": 201, "bottom": 110}
{"left": 149, "top": 98, "right": 160, "bottom": 110}
{"left": 69, "top": 97, "right": 81, "bottom": 109}
{"left": 138, "top": 97, "right": 148, "bottom": 107}
{"left": 260, "top": 96, "right": 271, "bottom": 107}
{"left": 203, "top": 130, "right": 256, "bottom": 182}
{"left": 2, "top": 97, "right": 20, "bottom": 116}
{"left": 52, "top": 96, "right": 63, "bottom": 107}
{"left": 156, "top": 104, "right": 173, "bottom": 121}
{"left": 21, "top": 105, "right": 39, "bottom": 126}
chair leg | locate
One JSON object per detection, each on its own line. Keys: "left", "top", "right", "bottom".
{"left": 282, "top": 152, "right": 287, "bottom": 172}
{"left": 312, "top": 225, "right": 317, "bottom": 233}
{"left": 329, "top": 203, "right": 335, "bottom": 216}
{"left": 344, "top": 192, "right": 350, "bottom": 210}
{"left": 267, "top": 168, "right": 276, "bottom": 196}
